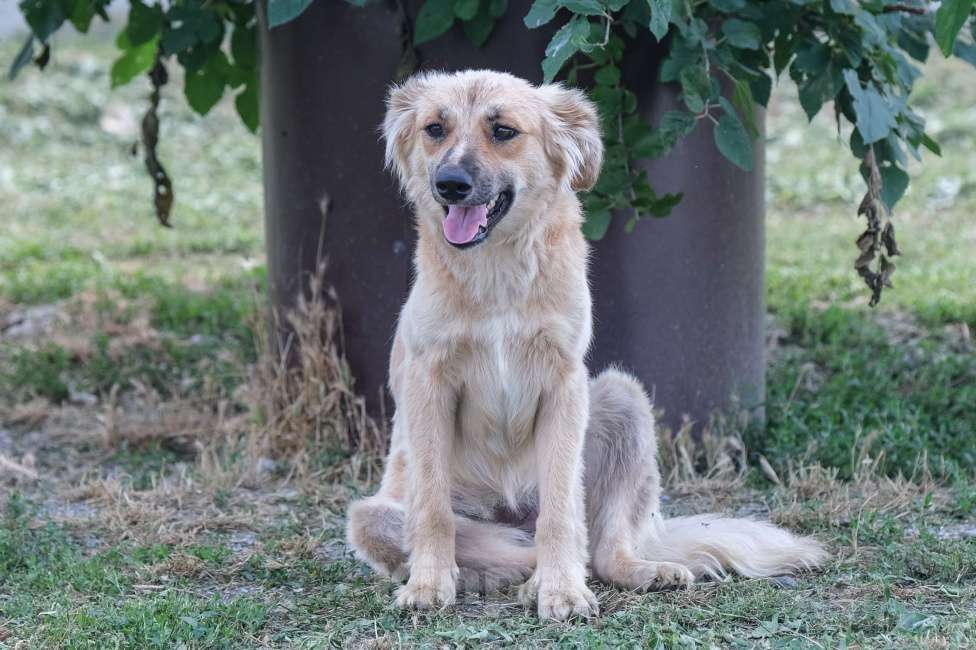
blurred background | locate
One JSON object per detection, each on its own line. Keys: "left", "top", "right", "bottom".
{"left": 1, "top": 10, "right": 974, "bottom": 648}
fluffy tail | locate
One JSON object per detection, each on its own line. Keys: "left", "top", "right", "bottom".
{"left": 346, "top": 496, "right": 535, "bottom": 591}
{"left": 646, "top": 514, "right": 827, "bottom": 579}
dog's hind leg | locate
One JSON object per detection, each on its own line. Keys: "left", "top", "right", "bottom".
{"left": 583, "top": 369, "right": 695, "bottom": 591}
{"left": 584, "top": 369, "right": 826, "bottom": 586}
{"left": 347, "top": 496, "right": 536, "bottom": 591}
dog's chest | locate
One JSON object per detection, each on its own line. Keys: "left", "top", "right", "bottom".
{"left": 452, "top": 329, "right": 541, "bottom": 502}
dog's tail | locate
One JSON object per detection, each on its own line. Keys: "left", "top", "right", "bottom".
{"left": 347, "top": 496, "right": 535, "bottom": 590}
{"left": 645, "top": 514, "right": 826, "bottom": 579}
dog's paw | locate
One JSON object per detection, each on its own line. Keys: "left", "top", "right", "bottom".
{"left": 627, "top": 560, "right": 695, "bottom": 591}
{"left": 519, "top": 571, "right": 598, "bottom": 621}
{"left": 395, "top": 564, "right": 458, "bottom": 610}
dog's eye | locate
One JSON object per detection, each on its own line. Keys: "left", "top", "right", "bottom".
{"left": 493, "top": 125, "right": 518, "bottom": 141}
{"left": 425, "top": 123, "right": 445, "bottom": 138}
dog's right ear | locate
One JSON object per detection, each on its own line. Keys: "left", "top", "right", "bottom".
{"left": 382, "top": 75, "right": 426, "bottom": 183}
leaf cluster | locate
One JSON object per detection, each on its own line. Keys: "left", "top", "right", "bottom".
{"left": 517, "top": 0, "right": 974, "bottom": 300}
{"left": 9, "top": 0, "right": 976, "bottom": 301}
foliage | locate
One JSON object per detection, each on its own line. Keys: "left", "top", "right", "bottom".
{"left": 7, "top": 0, "right": 976, "bottom": 301}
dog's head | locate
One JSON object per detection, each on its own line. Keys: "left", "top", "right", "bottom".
{"left": 382, "top": 70, "right": 603, "bottom": 249}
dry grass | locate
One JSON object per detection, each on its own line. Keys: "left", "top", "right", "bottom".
{"left": 211, "top": 261, "right": 387, "bottom": 484}
{"left": 772, "top": 432, "right": 947, "bottom": 534}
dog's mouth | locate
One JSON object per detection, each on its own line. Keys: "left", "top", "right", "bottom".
{"left": 441, "top": 189, "right": 514, "bottom": 249}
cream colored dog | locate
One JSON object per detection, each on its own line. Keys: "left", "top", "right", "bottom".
{"left": 347, "top": 69, "right": 825, "bottom": 621}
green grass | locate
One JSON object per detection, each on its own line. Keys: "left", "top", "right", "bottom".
{"left": 2, "top": 28, "right": 976, "bottom": 650}
{"left": 755, "top": 306, "right": 976, "bottom": 479}
{"left": 2, "top": 490, "right": 973, "bottom": 648}
{"left": 0, "top": 494, "right": 268, "bottom": 648}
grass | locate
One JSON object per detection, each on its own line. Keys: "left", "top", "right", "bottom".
{"left": 1, "top": 29, "right": 975, "bottom": 649}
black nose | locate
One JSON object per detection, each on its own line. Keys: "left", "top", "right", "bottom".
{"left": 435, "top": 165, "right": 473, "bottom": 202}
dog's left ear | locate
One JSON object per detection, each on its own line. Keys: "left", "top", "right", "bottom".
{"left": 539, "top": 85, "right": 604, "bottom": 191}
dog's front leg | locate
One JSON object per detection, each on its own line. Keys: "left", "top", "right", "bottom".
{"left": 520, "top": 366, "right": 598, "bottom": 620}
{"left": 395, "top": 359, "right": 459, "bottom": 610}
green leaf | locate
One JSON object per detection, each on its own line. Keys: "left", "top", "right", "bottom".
{"left": 721, "top": 18, "right": 761, "bottom": 49}
{"left": 462, "top": 1, "right": 496, "bottom": 46}
{"left": 454, "top": 0, "right": 479, "bottom": 21}
{"left": 541, "top": 15, "right": 590, "bottom": 82}
{"left": 19, "top": 0, "right": 67, "bottom": 41}
{"left": 185, "top": 51, "right": 229, "bottom": 115}
{"left": 7, "top": 35, "right": 35, "bottom": 81}
{"left": 920, "top": 133, "right": 942, "bottom": 156}
{"left": 231, "top": 23, "right": 258, "bottom": 69}
{"left": 594, "top": 65, "right": 620, "bottom": 86}
{"left": 710, "top": 0, "right": 745, "bottom": 10}
{"left": 68, "top": 0, "right": 97, "bottom": 32}
{"left": 110, "top": 32, "right": 158, "bottom": 88}
{"left": 843, "top": 70, "right": 896, "bottom": 145}
{"left": 714, "top": 99, "right": 753, "bottom": 171}
{"left": 414, "top": 0, "right": 456, "bottom": 44}
{"left": 581, "top": 203, "right": 612, "bottom": 240}
{"left": 679, "top": 65, "right": 710, "bottom": 113}
{"left": 127, "top": 0, "right": 164, "bottom": 46}
{"left": 626, "top": 110, "right": 695, "bottom": 158}
{"left": 880, "top": 164, "right": 909, "bottom": 210}
{"left": 731, "top": 79, "right": 759, "bottom": 138}
{"left": 647, "top": 0, "right": 671, "bottom": 41}
{"left": 489, "top": 0, "right": 508, "bottom": 17}
{"left": 267, "top": 0, "right": 315, "bottom": 29}
{"left": 750, "top": 72, "right": 772, "bottom": 106}
{"left": 797, "top": 61, "right": 840, "bottom": 120}
{"left": 558, "top": 0, "right": 604, "bottom": 15}
{"left": 644, "top": 192, "right": 682, "bottom": 217}
{"left": 235, "top": 71, "right": 260, "bottom": 133}
{"left": 524, "top": 0, "right": 558, "bottom": 27}
{"left": 828, "top": 0, "right": 857, "bottom": 15}
{"left": 935, "top": 0, "right": 975, "bottom": 56}
{"left": 161, "top": 3, "right": 223, "bottom": 56}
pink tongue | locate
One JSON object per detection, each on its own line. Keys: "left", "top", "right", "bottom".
{"left": 443, "top": 204, "right": 489, "bottom": 244}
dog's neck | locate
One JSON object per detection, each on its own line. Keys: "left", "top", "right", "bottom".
{"left": 414, "top": 192, "right": 582, "bottom": 310}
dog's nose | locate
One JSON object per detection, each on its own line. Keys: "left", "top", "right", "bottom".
{"left": 435, "top": 166, "right": 473, "bottom": 202}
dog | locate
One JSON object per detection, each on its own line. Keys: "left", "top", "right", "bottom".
{"left": 346, "top": 69, "right": 825, "bottom": 621}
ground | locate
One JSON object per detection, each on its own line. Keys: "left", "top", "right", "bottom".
{"left": 1, "top": 31, "right": 975, "bottom": 649}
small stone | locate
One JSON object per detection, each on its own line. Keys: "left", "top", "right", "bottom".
{"left": 254, "top": 457, "right": 276, "bottom": 478}
{"left": 769, "top": 575, "right": 798, "bottom": 589}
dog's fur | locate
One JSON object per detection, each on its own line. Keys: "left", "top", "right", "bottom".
{"left": 347, "top": 69, "right": 825, "bottom": 620}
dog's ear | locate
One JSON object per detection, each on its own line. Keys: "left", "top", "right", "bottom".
{"left": 539, "top": 85, "right": 604, "bottom": 191}
{"left": 382, "top": 75, "right": 427, "bottom": 183}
